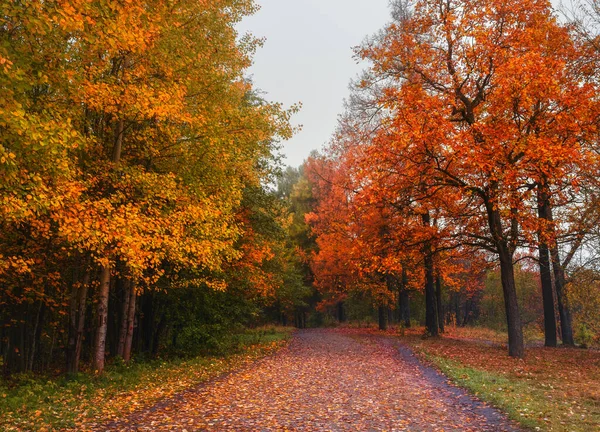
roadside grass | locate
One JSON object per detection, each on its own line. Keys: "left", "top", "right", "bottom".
{"left": 402, "top": 326, "right": 600, "bottom": 432}
{"left": 0, "top": 326, "right": 294, "bottom": 431}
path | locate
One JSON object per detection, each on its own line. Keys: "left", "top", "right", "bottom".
{"left": 101, "top": 329, "right": 521, "bottom": 431}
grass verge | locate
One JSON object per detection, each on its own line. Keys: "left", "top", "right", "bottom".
{"left": 402, "top": 327, "right": 600, "bottom": 432}
{"left": 0, "top": 326, "right": 294, "bottom": 431}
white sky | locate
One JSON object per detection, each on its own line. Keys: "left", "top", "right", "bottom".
{"left": 238, "top": 0, "right": 565, "bottom": 169}
{"left": 238, "top": 0, "right": 392, "bottom": 168}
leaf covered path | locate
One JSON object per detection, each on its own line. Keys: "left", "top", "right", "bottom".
{"left": 102, "top": 329, "right": 521, "bottom": 431}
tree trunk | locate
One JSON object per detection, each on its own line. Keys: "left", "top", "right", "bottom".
{"left": 67, "top": 277, "right": 80, "bottom": 373}
{"left": 435, "top": 275, "right": 444, "bottom": 333}
{"left": 67, "top": 271, "right": 89, "bottom": 374}
{"left": 378, "top": 305, "right": 387, "bottom": 330}
{"left": 93, "top": 265, "right": 111, "bottom": 373}
{"left": 538, "top": 242, "right": 557, "bottom": 347}
{"left": 485, "top": 196, "right": 524, "bottom": 358}
{"left": 550, "top": 244, "right": 574, "bottom": 346}
{"left": 28, "top": 300, "right": 44, "bottom": 372}
{"left": 123, "top": 281, "right": 136, "bottom": 362}
{"left": 422, "top": 212, "right": 438, "bottom": 336}
{"left": 116, "top": 279, "right": 131, "bottom": 358}
{"left": 74, "top": 273, "right": 88, "bottom": 372}
{"left": 498, "top": 247, "right": 525, "bottom": 358}
{"left": 400, "top": 268, "right": 410, "bottom": 327}
{"left": 537, "top": 184, "right": 558, "bottom": 347}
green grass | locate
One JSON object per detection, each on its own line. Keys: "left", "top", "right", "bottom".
{"left": 426, "top": 354, "right": 599, "bottom": 432}
{"left": 0, "top": 326, "right": 294, "bottom": 431}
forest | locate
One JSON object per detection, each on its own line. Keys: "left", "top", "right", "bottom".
{"left": 2, "top": 0, "right": 600, "bottom": 430}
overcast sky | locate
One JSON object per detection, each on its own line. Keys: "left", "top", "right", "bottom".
{"left": 238, "top": 0, "right": 567, "bottom": 169}
{"left": 237, "top": 0, "right": 392, "bottom": 168}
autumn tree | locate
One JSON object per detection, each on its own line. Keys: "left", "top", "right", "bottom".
{"left": 355, "top": 0, "right": 598, "bottom": 357}
{"left": 0, "top": 0, "right": 296, "bottom": 374}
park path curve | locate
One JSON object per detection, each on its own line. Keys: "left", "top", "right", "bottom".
{"left": 100, "top": 329, "right": 521, "bottom": 431}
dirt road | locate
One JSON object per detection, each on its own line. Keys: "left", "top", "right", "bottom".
{"left": 101, "top": 329, "right": 520, "bottom": 431}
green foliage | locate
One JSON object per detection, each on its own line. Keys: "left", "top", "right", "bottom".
{"left": 576, "top": 323, "right": 594, "bottom": 349}
{"left": 478, "top": 266, "right": 542, "bottom": 331}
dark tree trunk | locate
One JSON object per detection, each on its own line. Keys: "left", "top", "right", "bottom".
{"left": 435, "top": 275, "right": 444, "bottom": 333}
{"left": 400, "top": 268, "right": 411, "bottom": 327}
{"left": 538, "top": 242, "right": 557, "bottom": 347}
{"left": 422, "top": 212, "right": 438, "bottom": 336}
{"left": 537, "top": 184, "right": 558, "bottom": 347}
{"left": 378, "top": 305, "right": 387, "bottom": 330}
{"left": 117, "top": 279, "right": 131, "bottom": 358}
{"left": 485, "top": 196, "right": 524, "bottom": 358}
{"left": 498, "top": 247, "right": 525, "bottom": 358}
{"left": 74, "top": 274, "right": 88, "bottom": 372}
{"left": 67, "top": 271, "right": 89, "bottom": 374}
{"left": 28, "top": 300, "right": 45, "bottom": 372}
{"left": 550, "top": 245, "right": 574, "bottom": 346}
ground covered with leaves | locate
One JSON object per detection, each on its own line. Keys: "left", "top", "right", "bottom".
{"left": 104, "top": 328, "right": 519, "bottom": 431}
{"left": 402, "top": 326, "right": 600, "bottom": 431}
{"left": 0, "top": 327, "right": 292, "bottom": 431}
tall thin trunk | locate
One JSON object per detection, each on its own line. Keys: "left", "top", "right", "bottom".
{"left": 28, "top": 300, "right": 44, "bottom": 372}
{"left": 117, "top": 279, "right": 131, "bottom": 358}
{"left": 538, "top": 242, "right": 557, "bottom": 347}
{"left": 498, "top": 246, "right": 525, "bottom": 358}
{"left": 537, "top": 184, "right": 558, "bottom": 347}
{"left": 435, "top": 275, "right": 444, "bottom": 333}
{"left": 93, "top": 265, "right": 111, "bottom": 373}
{"left": 123, "top": 281, "right": 136, "bottom": 362}
{"left": 67, "top": 273, "right": 80, "bottom": 373}
{"left": 550, "top": 245, "right": 574, "bottom": 345}
{"left": 545, "top": 200, "right": 575, "bottom": 346}
{"left": 422, "top": 212, "right": 438, "bottom": 336}
{"left": 73, "top": 272, "right": 89, "bottom": 373}
{"left": 400, "top": 268, "right": 410, "bottom": 327}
